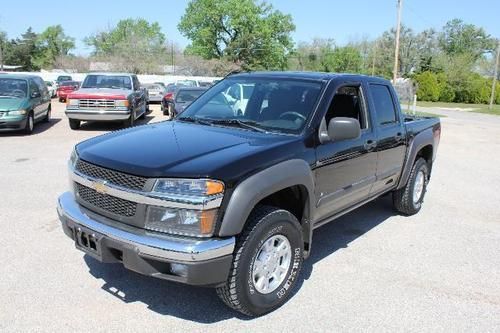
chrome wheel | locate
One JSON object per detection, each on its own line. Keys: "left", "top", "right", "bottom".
{"left": 252, "top": 235, "right": 291, "bottom": 294}
{"left": 413, "top": 170, "right": 425, "bottom": 204}
{"left": 28, "top": 115, "right": 34, "bottom": 131}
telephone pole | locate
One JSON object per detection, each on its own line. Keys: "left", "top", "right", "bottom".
{"left": 392, "top": 0, "right": 403, "bottom": 83}
{"left": 489, "top": 40, "right": 500, "bottom": 110}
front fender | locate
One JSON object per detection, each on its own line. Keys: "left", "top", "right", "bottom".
{"left": 218, "top": 159, "right": 315, "bottom": 237}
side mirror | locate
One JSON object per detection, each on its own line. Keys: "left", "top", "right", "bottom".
{"left": 31, "top": 91, "right": 41, "bottom": 98}
{"left": 327, "top": 117, "right": 361, "bottom": 141}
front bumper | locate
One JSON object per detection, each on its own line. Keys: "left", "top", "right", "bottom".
{"left": 65, "top": 109, "right": 131, "bottom": 121}
{"left": 0, "top": 116, "right": 27, "bottom": 132}
{"left": 57, "top": 192, "right": 235, "bottom": 286}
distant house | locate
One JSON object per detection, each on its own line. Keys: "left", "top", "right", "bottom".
{"left": 0, "top": 65, "right": 23, "bottom": 71}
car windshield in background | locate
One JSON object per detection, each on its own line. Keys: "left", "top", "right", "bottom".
{"left": 176, "top": 80, "right": 197, "bottom": 87}
{"left": 57, "top": 76, "right": 72, "bottom": 82}
{"left": 175, "top": 90, "right": 205, "bottom": 103}
{"left": 81, "top": 75, "right": 132, "bottom": 89}
{"left": 60, "top": 81, "right": 79, "bottom": 87}
{"left": 178, "top": 78, "right": 323, "bottom": 134}
{"left": 0, "top": 78, "right": 28, "bottom": 98}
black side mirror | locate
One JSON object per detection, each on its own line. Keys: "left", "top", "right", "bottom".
{"left": 327, "top": 117, "right": 361, "bottom": 141}
{"left": 31, "top": 91, "right": 41, "bottom": 98}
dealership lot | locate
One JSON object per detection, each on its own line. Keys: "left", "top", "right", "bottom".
{"left": 0, "top": 102, "right": 499, "bottom": 331}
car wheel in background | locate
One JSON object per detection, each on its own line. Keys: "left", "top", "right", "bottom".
{"left": 23, "top": 113, "right": 34, "bottom": 135}
{"left": 69, "top": 119, "right": 81, "bottom": 130}
{"left": 43, "top": 105, "right": 51, "bottom": 123}
{"left": 123, "top": 111, "right": 135, "bottom": 127}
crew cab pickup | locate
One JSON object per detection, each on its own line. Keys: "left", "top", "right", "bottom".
{"left": 57, "top": 72, "right": 440, "bottom": 316}
{"left": 65, "top": 73, "right": 147, "bottom": 130}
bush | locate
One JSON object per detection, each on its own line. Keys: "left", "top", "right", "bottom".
{"left": 414, "top": 71, "right": 440, "bottom": 102}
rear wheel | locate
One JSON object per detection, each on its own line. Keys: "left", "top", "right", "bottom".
{"left": 393, "top": 158, "right": 429, "bottom": 215}
{"left": 216, "top": 205, "right": 304, "bottom": 317}
{"left": 43, "top": 105, "right": 51, "bottom": 123}
{"left": 69, "top": 119, "right": 80, "bottom": 130}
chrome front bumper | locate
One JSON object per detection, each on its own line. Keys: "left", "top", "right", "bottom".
{"left": 57, "top": 192, "right": 235, "bottom": 262}
{"left": 65, "top": 109, "right": 131, "bottom": 121}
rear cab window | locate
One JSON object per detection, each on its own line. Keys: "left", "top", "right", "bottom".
{"left": 370, "top": 84, "right": 398, "bottom": 125}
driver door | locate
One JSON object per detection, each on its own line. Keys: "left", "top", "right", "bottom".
{"left": 313, "top": 82, "right": 378, "bottom": 223}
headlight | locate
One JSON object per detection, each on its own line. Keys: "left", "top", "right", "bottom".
{"left": 69, "top": 147, "right": 78, "bottom": 168}
{"left": 8, "top": 109, "right": 27, "bottom": 116}
{"left": 153, "top": 179, "right": 224, "bottom": 196}
{"left": 145, "top": 206, "right": 218, "bottom": 237}
{"left": 115, "top": 100, "right": 129, "bottom": 107}
{"left": 67, "top": 99, "right": 79, "bottom": 106}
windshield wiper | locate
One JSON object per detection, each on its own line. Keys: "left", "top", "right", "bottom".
{"left": 176, "top": 116, "right": 213, "bottom": 126}
{"left": 207, "top": 119, "right": 268, "bottom": 133}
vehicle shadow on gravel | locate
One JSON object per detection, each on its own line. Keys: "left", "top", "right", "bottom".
{"left": 83, "top": 195, "right": 396, "bottom": 323}
{"left": 0, "top": 118, "right": 61, "bottom": 137}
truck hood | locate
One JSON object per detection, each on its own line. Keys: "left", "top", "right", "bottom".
{"left": 0, "top": 97, "right": 27, "bottom": 111}
{"left": 68, "top": 88, "right": 131, "bottom": 100}
{"left": 76, "top": 121, "right": 299, "bottom": 179}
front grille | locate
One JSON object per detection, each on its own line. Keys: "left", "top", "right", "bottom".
{"left": 76, "top": 183, "right": 137, "bottom": 217}
{"left": 77, "top": 99, "right": 116, "bottom": 109}
{"left": 75, "top": 159, "right": 147, "bottom": 191}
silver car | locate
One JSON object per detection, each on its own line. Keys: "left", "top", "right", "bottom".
{"left": 143, "top": 83, "right": 166, "bottom": 103}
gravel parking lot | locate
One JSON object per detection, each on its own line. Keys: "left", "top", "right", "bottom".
{"left": 1, "top": 101, "right": 499, "bottom": 332}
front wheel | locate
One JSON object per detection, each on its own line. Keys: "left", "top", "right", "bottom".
{"left": 43, "top": 105, "right": 51, "bottom": 123}
{"left": 123, "top": 110, "right": 135, "bottom": 127}
{"left": 216, "top": 206, "right": 304, "bottom": 317}
{"left": 393, "top": 158, "right": 429, "bottom": 215}
{"left": 24, "top": 113, "right": 34, "bottom": 135}
{"left": 69, "top": 119, "right": 80, "bottom": 130}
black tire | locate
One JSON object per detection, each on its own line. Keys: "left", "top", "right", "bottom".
{"left": 69, "top": 119, "right": 80, "bottom": 130}
{"left": 393, "top": 158, "right": 429, "bottom": 215}
{"left": 58, "top": 97, "right": 64, "bottom": 103}
{"left": 123, "top": 110, "right": 135, "bottom": 127}
{"left": 139, "top": 104, "right": 146, "bottom": 119}
{"left": 43, "top": 105, "right": 51, "bottom": 123}
{"left": 216, "top": 205, "right": 304, "bottom": 317}
{"left": 24, "top": 112, "right": 34, "bottom": 135}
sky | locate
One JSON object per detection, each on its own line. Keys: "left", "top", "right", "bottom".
{"left": 0, "top": 0, "right": 499, "bottom": 55}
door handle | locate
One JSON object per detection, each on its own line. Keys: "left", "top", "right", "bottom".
{"left": 395, "top": 132, "right": 403, "bottom": 141}
{"left": 364, "top": 140, "right": 377, "bottom": 151}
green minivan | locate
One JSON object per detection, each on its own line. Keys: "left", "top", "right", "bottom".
{"left": 0, "top": 74, "right": 52, "bottom": 134}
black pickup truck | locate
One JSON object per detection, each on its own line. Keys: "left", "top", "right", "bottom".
{"left": 57, "top": 72, "right": 440, "bottom": 316}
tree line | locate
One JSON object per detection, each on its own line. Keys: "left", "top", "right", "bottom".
{"left": 1, "top": 0, "right": 498, "bottom": 104}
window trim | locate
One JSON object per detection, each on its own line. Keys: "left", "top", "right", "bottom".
{"left": 324, "top": 82, "right": 370, "bottom": 131}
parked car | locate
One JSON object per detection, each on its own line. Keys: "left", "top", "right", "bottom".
{"left": 55, "top": 75, "right": 72, "bottom": 87}
{"left": 57, "top": 81, "right": 80, "bottom": 102}
{"left": 161, "top": 84, "right": 180, "bottom": 115}
{"left": 0, "top": 74, "right": 51, "bottom": 134}
{"left": 64, "top": 72, "right": 147, "bottom": 129}
{"left": 164, "top": 87, "right": 207, "bottom": 117}
{"left": 223, "top": 82, "right": 254, "bottom": 115}
{"left": 154, "top": 82, "right": 167, "bottom": 89}
{"left": 57, "top": 72, "right": 440, "bottom": 316}
{"left": 175, "top": 79, "right": 199, "bottom": 87}
{"left": 45, "top": 81, "right": 57, "bottom": 98}
{"left": 143, "top": 83, "right": 166, "bottom": 103}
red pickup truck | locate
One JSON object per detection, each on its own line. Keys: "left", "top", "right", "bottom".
{"left": 57, "top": 81, "right": 80, "bottom": 102}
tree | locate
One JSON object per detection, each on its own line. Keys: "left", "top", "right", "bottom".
{"left": 414, "top": 71, "right": 440, "bottom": 101}
{"left": 0, "top": 30, "right": 6, "bottom": 71}
{"left": 3, "top": 28, "right": 40, "bottom": 71}
{"left": 34, "top": 25, "right": 75, "bottom": 69}
{"left": 178, "top": 0, "right": 295, "bottom": 70}
{"left": 438, "top": 19, "right": 494, "bottom": 61}
{"left": 85, "top": 18, "right": 166, "bottom": 73}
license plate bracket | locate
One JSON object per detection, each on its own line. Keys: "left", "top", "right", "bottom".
{"left": 74, "top": 226, "right": 104, "bottom": 260}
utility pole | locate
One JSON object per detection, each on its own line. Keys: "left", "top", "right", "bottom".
{"left": 372, "top": 40, "right": 377, "bottom": 76}
{"left": 489, "top": 40, "right": 500, "bottom": 110}
{"left": 0, "top": 39, "right": 3, "bottom": 72}
{"left": 392, "top": 0, "right": 403, "bottom": 83}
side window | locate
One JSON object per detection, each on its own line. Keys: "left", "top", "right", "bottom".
{"left": 35, "top": 77, "right": 48, "bottom": 94}
{"left": 370, "top": 84, "right": 397, "bottom": 125}
{"left": 325, "top": 85, "right": 367, "bottom": 129}
{"left": 29, "top": 79, "right": 40, "bottom": 96}
{"left": 133, "top": 76, "right": 141, "bottom": 91}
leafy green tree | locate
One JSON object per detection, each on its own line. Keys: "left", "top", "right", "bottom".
{"left": 414, "top": 71, "right": 440, "bottom": 101}
{"left": 0, "top": 30, "right": 7, "bottom": 70}
{"left": 438, "top": 19, "right": 494, "bottom": 61}
{"left": 178, "top": 0, "right": 295, "bottom": 70}
{"left": 34, "top": 25, "right": 75, "bottom": 69}
{"left": 85, "top": 18, "right": 166, "bottom": 73}
{"left": 4, "top": 28, "right": 40, "bottom": 71}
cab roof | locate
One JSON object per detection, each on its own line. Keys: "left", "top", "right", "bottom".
{"left": 0, "top": 73, "right": 42, "bottom": 80}
{"left": 228, "top": 71, "right": 390, "bottom": 84}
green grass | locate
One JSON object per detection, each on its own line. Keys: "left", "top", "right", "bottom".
{"left": 416, "top": 101, "right": 500, "bottom": 116}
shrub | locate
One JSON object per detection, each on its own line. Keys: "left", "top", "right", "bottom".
{"left": 414, "top": 71, "right": 440, "bottom": 102}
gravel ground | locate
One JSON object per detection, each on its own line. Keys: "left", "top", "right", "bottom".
{"left": 0, "top": 101, "right": 499, "bottom": 332}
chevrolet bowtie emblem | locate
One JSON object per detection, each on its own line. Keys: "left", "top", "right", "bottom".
{"left": 92, "top": 181, "right": 108, "bottom": 194}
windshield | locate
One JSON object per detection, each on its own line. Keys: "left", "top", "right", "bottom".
{"left": 178, "top": 78, "right": 323, "bottom": 134}
{"left": 60, "top": 81, "right": 79, "bottom": 87}
{"left": 0, "top": 78, "right": 28, "bottom": 98}
{"left": 175, "top": 89, "right": 205, "bottom": 103}
{"left": 82, "top": 75, "right": 132, "bottom": 89}
{"left": 57, "top": 76, "right": 72, "bottom": 82}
